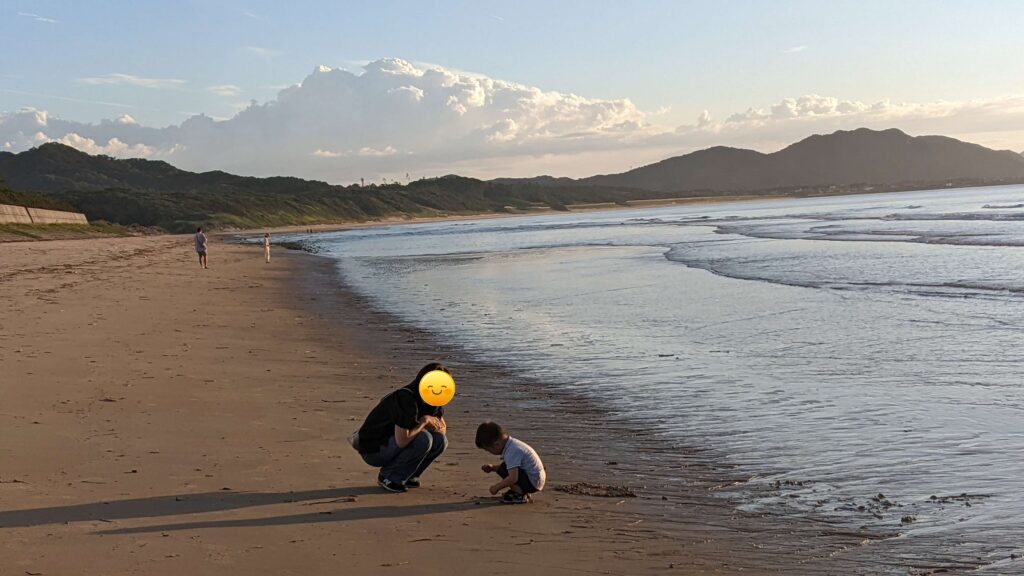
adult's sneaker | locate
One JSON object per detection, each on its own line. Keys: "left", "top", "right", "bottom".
{"left": 378, "top": 476, "right": 407, "bottom": 493}
{"left": 405, "top": 477, "right": 421, "bottom": 488}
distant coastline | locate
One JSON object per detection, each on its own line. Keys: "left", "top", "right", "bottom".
{"left": 3, "top": 127, "right": 1023, "bottom": 235}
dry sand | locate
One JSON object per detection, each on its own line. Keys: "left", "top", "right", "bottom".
{"left": 0, "top": 235, "right": 877, "bottom": 575}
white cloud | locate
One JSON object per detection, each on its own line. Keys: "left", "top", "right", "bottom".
{"left": 671, "top": 94, "right": 1024, "bottom": 159}
{"left": 389, "top": 85, "right": 425, "bottom": 101}
{"left": 17, "top": 129, "right": 155, "bottom": 157}
{"left": 208, "top": 84, "right": 242, "bottom": 97}
{"left": 358, "top": 146, "right": 399, "bottom": 157}
{"left": 18, "top": 12, "right": 58, "bottom": 24}
{"left": 783, "top": 45, "right": 807, "bottom": 53}
{"left": 312, "top": 148, "right": 343, "bottom": 158}
{"left": 55, "top": 133, "right": 154, "bottom": 157}
{"left": 246, "top": 46, "right": 283, "bottom": 59}
{"left": 3, "top": 59, "right": 1024, "bottom": 180}
{"left": 78, "top": 74, "right": 187, "bottom": 89}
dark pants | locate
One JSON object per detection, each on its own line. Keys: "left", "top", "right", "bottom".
{"left": 495, "top": 462, "right": 538, "bottom": 494}
{"left": 361, "top": 432, "right": 448, "bottom": 484}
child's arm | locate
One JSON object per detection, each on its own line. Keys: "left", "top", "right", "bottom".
{"left": 489, "top": 467, "right": 519, "bottom": 495}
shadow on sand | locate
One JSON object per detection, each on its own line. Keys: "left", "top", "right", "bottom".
{"left": 0, "top": 486, "right": 487, "bottom": 534}
{"left": 95, "top": 500, "right": 484, "bottom": 535}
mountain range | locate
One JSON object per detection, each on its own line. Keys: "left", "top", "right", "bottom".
{"left": 1, "top": 127, "right": 1023, "bottom": 231}
{"left": 575, "top": 128, "right": 1024, "bottom": 192}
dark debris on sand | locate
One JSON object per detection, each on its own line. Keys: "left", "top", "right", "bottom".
{"left": 554, "top": 482, "right": 637, "bottom": 498}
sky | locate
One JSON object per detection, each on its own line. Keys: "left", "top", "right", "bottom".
{"left": 2, "top": 0, "right": 1023, "bottom": 183}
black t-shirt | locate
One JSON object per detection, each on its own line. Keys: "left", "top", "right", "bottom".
{"left": 357, "top": 386, "right": 444, "bottom": 454}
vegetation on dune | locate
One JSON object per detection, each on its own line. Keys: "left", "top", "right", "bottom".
{"left": 0, "top": 180, "right": 78, "bottom": 211}
{"left": 0, "top": 149, "right": 671, "bottom": 232}
{"left": 46, "top": 178, "right": 668, "bottom": 232}
{"left": 0, "top": 221, "right": 129, "bottom": 240}
{"left": 0, "top": 144, "right": 676, "bottom": 232}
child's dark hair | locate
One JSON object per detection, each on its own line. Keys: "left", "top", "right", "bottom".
{"left": 475, "top": 422, "right": 506, "bottom": 449}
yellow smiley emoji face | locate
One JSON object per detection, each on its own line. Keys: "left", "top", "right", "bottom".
{"left": 418, "top": 370, "right": 456, "bottom": 407}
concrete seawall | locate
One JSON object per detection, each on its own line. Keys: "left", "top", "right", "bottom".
{"left": 0, "top": 204, "right": 34, "bottom": 224}
{"left": 0, "top": 204, "right": 88, "bottom": 225}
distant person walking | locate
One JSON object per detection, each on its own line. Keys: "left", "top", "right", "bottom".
{"left": 195, "top": 227, "right": 208, "bottom": 269}
{"left": 263, "top": 233, "right": 271, "bottom": 263}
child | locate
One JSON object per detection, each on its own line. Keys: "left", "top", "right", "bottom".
{"left": 475, "top": 421, "right": 546, "bottom": 504}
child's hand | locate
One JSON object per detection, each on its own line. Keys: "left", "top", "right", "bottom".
{"left": 489, "top": 484, "right": 500, "bottom": 495}
{"left": 481, "top": 463, "right": 495, "bottom": 473}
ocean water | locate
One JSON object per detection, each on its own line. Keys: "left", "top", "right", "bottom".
{"left": 298, "top": 186, "right": 1024, "bottom": 572}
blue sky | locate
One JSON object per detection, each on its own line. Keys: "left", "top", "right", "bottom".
{"left": 2, "top": 0, "right": 1023, "bottom": 181}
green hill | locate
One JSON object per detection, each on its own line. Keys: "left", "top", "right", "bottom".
{"left": 0, "top": 144, "right": 665, "bottom": 232}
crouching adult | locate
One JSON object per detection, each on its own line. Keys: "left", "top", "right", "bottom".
{"left": 356, "top": 363, "right": 450, "bottom": 492}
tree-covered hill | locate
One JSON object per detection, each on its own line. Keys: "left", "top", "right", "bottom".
{"left": 0, "top": 144, "right": 667, "bottom": 232}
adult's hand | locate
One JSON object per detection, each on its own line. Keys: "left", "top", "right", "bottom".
{"left": 422, "top": 415, "right": 447, "bottom": 435}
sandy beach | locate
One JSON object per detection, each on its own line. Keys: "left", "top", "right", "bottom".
{"left": 0, "top": 234, "right": 883, "bottom": 575}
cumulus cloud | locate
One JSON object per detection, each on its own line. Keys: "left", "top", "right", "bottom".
{"left": 53, "top": 133, "right": 155, "bottom": 157}
{"left": 78, "top": 74, "right": 187, "bottom": 89}
{"left": 669, "top": 93, "right": 1024, "bottom": 158}
{"left": 3, "top": 59, "right": 1024, "bottom": 180}
{"left": 2, "top": 58, "right": 656, "bottom": 179}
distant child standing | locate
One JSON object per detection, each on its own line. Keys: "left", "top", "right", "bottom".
{"left": 476, "top": 422, "right": 546, "bottom": 504}
{"left": 263, "top": 233, "right": 271, "bottom": 263}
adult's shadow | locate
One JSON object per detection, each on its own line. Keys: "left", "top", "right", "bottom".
{"left": 95, "top": 499, "right": 488, "bottom": 535}
{"left": 0, "top": 486, "right": 380, "bottom": 529}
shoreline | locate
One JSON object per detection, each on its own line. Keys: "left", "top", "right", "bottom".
{"left": 218, "top": 193, "right": 797, "bottom": 237}
{"left": 284, "top": 245, "right": 920, "bottom": 573}
{"left": 0, "top": 232, "right": 967, "bottom": 574}
{"left": 3, "top": 182, "right": 1014, "bottom": 243}
{"left": 274, "top": 206, "right": 1002, "bottom": 574}
{"left": 0, "top": 236, "right": 759, "bottom": 574}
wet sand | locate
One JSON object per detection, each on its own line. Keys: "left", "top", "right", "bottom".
{"left": 0, "top": 235, "right": 894, "bottom": 575}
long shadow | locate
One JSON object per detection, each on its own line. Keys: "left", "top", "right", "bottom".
{"left": 96, "top": 500, "right": 486, "bottom": 535}
{"left": 0, "top": 486, "right": 381, "bottom": 529}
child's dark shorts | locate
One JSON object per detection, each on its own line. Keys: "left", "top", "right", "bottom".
{"left": 496, "top": 462, "right": 538, "bottom": 494}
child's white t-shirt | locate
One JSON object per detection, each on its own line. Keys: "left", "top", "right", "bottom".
{"left": 502, "top": 436, "right": 546, "bottom": 490}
